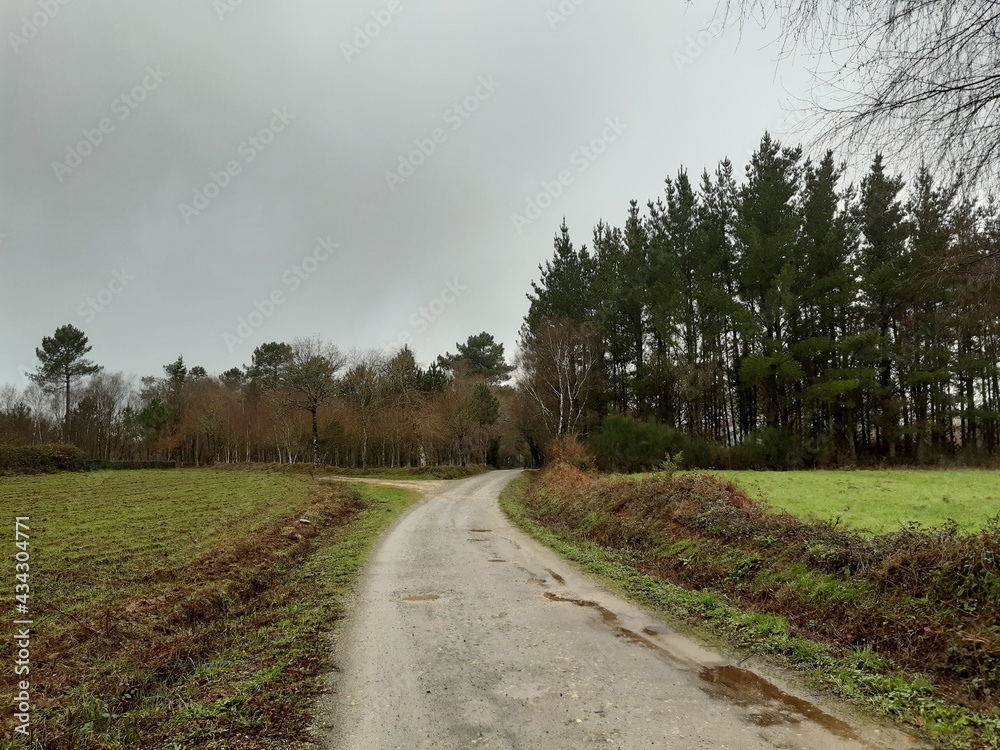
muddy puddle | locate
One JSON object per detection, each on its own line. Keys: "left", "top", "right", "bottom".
{"left": 544, "top": 592, "right": 868, "bottom": 745}
{"left": 699, "top": 665, "right": 863, "bottom": 741}
{"left": 545, "top": 569, "right": 566, "bottom": 585}
{"left": 402, "top": 594, "right": 440, "bottom": 602}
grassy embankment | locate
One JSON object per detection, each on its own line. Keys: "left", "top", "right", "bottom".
{"left": 0, "top": 468, "right": 420, "bottom": 749}
{"left": 501, "top": 465, "right": 1000, "bottom": 749}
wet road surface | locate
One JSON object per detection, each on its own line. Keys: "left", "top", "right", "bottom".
{"left": 318, "top": 470, "right": 918, "bottom": 749}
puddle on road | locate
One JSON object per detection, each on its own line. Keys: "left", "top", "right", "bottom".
{"left": 470, "top": 529, "right": 492, "bottom": 533}
{"left": 543, "top": 592, "right": 868, "bottom": 745}
{"left": 402, "top": 594, "right": 440, "bottom": 602}
{"left": 518, "top": 578, "right": 547, "bottom": 585}
{"left": 545, "top": 592, "right": 629, "bottom": 631}
{"left": 488, "top": 559, "right": 507, "bottom": 563}
{"left": 545, "top": 568, "right": 566, "bottom": 585}
{"left": 698, "top": 665, "right": 863, "bottom": 741}
{"left": 498, "top": 535, "right": 522, "bottom": 550}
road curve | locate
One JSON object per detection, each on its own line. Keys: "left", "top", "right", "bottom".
{"left": 317, "top": 470, "right": 916, "bottom": 750}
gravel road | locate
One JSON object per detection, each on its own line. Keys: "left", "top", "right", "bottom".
{"left": 317, "top": 470, "right": 919, "bottom": 750}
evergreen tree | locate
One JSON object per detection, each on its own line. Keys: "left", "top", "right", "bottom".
{"left": 524, "top": 219, "right": 596, "bottom": 333}
{"left": 437, "top": 332, "right": 514, "bottom": 384}
{"left": 31, "top": 324, "right": 102, "bottom": 437}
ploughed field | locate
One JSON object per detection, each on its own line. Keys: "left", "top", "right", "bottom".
{"left": 0, "top": 468, "right": 416, "bottom": 750}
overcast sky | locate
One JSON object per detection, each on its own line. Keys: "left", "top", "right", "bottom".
{"left": 0, "top": 0, "right": 814, "bottom": 387}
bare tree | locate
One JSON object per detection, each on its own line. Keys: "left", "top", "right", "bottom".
{"left": 340, "top": 350, "right": 388, "bottom": 469}
{"left": 384, "top": 347, "right": 429, "bottom": 467}
{"left": 269, "top": 337, "right": 346, "bottom": 464}
{"left": 516, "top": 317, "right": 603, "bottom": 440}
{"left": 722, "top": 1, "right": 1000, "bottom": 187}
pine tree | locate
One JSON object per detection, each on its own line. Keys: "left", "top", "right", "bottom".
{"left": 31, "top": 324, "right": 102, "bottom": 437}
{"left": 857, "top": 154, "right": 909, "bottom": 457}
{"left": 524, "top": 219, "right": 596, "bottom": 333}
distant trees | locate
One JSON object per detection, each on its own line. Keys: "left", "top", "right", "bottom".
{"left": 518, "top": 132, "right": 1000, "bottom": 465}
{"left": 339, "top": 350, "right": 387, "bottom": 469}
{"left": 4, "top": 328, "right": 524, "bottom": 467}
{"left": 269, "top": 338, "right": 346, "bottom": 464}
{"left": 30, "top": 324, "right": 101, "bottom": 438}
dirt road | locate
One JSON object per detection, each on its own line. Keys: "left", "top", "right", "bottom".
{"left": 318, "top": 470, "right": 916, "bottom": 749}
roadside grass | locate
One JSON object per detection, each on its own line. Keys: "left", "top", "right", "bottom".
{"left": 710, "top": 470, "right": 1000, "bottom": 533}
{"left": 501, "top": 470, "right": 1000, "bottom": 749}
{"left": 0, "top": 469, "right": 419, "bottom": 749}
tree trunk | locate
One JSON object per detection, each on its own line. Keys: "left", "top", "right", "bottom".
{"left": 310, "top": 407, "right": 319, "bottom": 464}
{"left": 64, "top": 371, "right": 71, "bottom": 440}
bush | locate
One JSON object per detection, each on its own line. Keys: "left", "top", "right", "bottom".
{"left": 587, "top": 415, "right": 714, "bottom": 472}
{"left": 0, "top": 444, "right": 89, "bottom": 474}
{"left": 545, "top": 436, "right": 595, "bottom": 471}
{"left": 587, "top": 415, "right": 683, "bottom": 472}
{"left": 729, "top": 427, "right": 798, "bottom": 470}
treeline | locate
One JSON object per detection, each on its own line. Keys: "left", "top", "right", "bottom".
{"left": 7, "top": 133, "right": 1000, "bottom": 470}
{"left": 519, "top": 133, "right": 1000, "bottom": 466}
{"left": 1, "top": 329, "right": 523, "bottom": 468}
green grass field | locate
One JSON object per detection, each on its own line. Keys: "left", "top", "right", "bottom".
{"left": 708, "top": 469, "right": 1000, "bottom": 533}
{"left": 0, "top": 468, "right": 419, "bottom": 749}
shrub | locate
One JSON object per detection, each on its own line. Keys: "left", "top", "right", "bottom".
{"left": 545, "top": 435, "right": 595, "bottom": 471}
{"left": 587, "top": 415, "right": 685, "bottom": 472}
{"left": 0, "top": 444, "right": 89, "bottom": 474}
{"left": 729, "top": 427, "right": 798, "bottom": 470}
